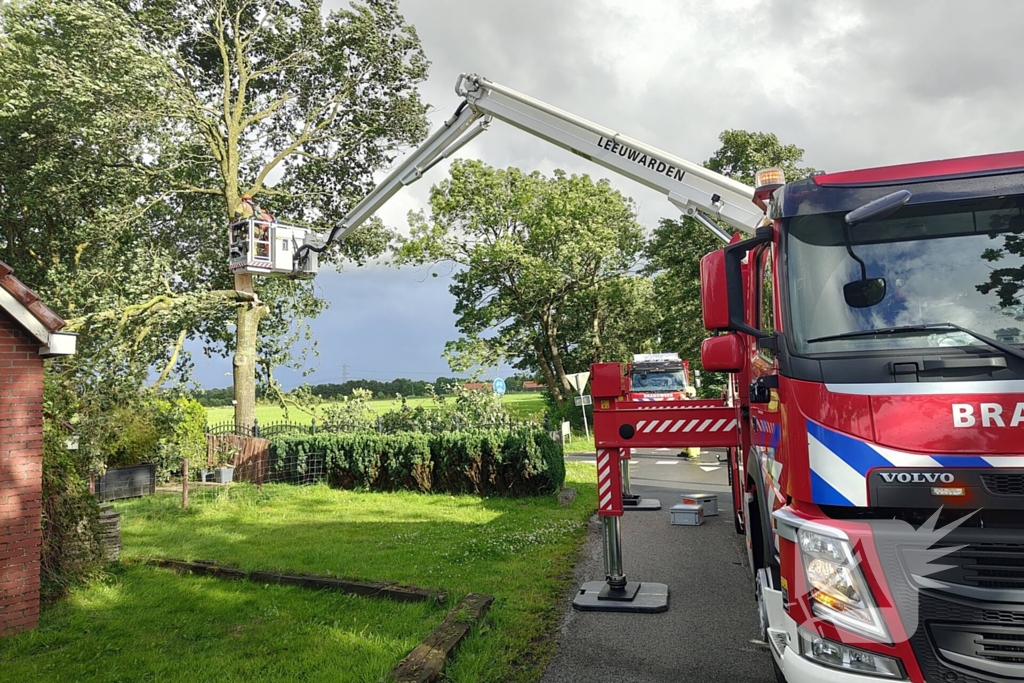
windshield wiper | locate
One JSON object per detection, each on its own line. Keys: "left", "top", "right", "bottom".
{"left": 807, "top": 322, "right": 1024, "bottom": 362}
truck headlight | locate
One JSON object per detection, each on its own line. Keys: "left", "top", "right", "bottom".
{"left": 798, "top": 629, "right": 904, "bottom": 678}
{"left": 798, "top": 528, "right": 889, "bottom": 642}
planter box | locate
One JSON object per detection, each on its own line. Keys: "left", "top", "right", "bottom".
{"left": 95, "top": 463, "right": 156, "bottom": 502}
{"left": 214, "top": 467, "right": 234, "bottom": 484}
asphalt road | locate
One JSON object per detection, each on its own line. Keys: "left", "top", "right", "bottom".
{"left": 542, "top": 448, "right": 775, "bottom": 683}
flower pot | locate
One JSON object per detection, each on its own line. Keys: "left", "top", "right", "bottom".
{"left": 214, "top": 466, "right": 234, "bottom": 484}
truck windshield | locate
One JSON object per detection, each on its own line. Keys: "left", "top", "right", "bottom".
{"left": 785, "top": 195, "right": 1024, "bottom": 355}
{"left": 631, "top": 370, "right": 688, "bottom": 392}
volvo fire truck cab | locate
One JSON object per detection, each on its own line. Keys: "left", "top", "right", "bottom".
{"left": 700, "top": 153, "right": 1024, "bottom": 682}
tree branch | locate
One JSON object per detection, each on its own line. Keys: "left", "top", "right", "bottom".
{"left": 154, "top": 329, "right": 188, "bottom": 388}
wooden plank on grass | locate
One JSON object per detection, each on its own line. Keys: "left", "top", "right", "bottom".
{"left": 388, "top": 593, "right": 494, "bottom": 683}
{"left": 149, "top": 558, "right": 247, "bottom": 580}
{"left": 248, "top": 571, "right": 445, "bottom": 603}
{"left": 146, "top": 558, "right": 446, "bottom": 603}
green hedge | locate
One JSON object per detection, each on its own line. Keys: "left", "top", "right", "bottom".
{"left": 269, "top": 428, "right": 564, "bottom": 496}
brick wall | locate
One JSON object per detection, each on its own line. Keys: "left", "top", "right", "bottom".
{"left": 0, "top": 311, "right": 44, "bottom": 637}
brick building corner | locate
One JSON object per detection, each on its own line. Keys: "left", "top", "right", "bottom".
{"left": 0, "top": 262, "right": 76, "bottom": 637}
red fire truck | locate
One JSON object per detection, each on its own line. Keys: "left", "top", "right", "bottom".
{"left": 628, "top": 353, "right": 694, "bottom": 401}
{"left": 592, "top": 155, "right": 1024, "bottom": 682}
{"left": 294, "top": 73, "right": 1024, "bottom": 683}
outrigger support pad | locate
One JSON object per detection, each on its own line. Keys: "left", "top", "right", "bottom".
{"left": 572, "top": 511, "right": 669, "bottom": 613}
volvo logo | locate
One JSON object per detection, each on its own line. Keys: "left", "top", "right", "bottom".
{"left": 879, "top": 472, "right": 955, "bottom": 484}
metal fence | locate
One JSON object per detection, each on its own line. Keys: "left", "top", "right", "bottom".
{"left": 205, "top": 414, "right": 535, "bottom": 439}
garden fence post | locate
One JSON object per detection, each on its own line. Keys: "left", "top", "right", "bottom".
{"left": 253, "top": 417, "right": 260, "bottom": 438}
{"left": 182, "top": 458, "right": 188, "bottom": 509}
{"left": 377, "top": 415, "right": 383, "bottom": 433}
{"left": 311, "top": 417, "right": 317, "bottom": 435}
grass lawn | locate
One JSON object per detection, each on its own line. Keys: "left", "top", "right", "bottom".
{"left": 1, "top": 463, "right": 597, "bottom": 683}
{"left": 205, "top": 391, "right": 547, "bottom": 425}
{"left": 0, "top": 566, "right": 437, "bottom": 683}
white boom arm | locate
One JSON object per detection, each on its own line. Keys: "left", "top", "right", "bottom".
{"left": 296, "top": 73, "right": 760, "bottom": 264}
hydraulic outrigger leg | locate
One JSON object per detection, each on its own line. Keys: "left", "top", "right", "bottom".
{"left": 620, "top": 449, "right": 660, "bottom": 511}
{"left": 572, "top": 447, "right": 669, "bottom": 613}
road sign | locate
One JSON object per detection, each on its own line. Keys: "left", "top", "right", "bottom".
{"left": 566, "top": 372, "right": 590, "bottom": 394}
{"left": 492, "top": 378, "right": 506, "bottom": 396}
{"left": 573, "top": 394, "right": 593, "bottom": 407}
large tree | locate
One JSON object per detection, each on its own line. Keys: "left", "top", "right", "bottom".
{"left": 1, "top": 0, "right": 431, "bottom": 429}
{"left": 396, "top": 160, "right": 648, "bottom": 405}
{"left": 116, "top": 0, "right": 431, "bottom": 429}
{"left": 645, "top": 129, "right": 815, "bottom": 395}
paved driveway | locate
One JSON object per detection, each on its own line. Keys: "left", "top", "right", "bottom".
{"left": 542, "top": 449, "right": 775, "bottom": 683}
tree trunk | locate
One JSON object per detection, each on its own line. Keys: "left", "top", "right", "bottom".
{"left": 546, "top": 322, "right": 572, "bottom": 396}
{"left": 591, "top": 295, "right": 604, "bottom": 365}
{"left": 533, "top": 338, "right": 564, "bottom": 405}
{"left": 232, "top": 273, "right": 264, "bottom": 432}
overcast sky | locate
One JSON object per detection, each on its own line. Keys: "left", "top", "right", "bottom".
{"left": 189, "top": 0, "right": 1024, "bottom": 389}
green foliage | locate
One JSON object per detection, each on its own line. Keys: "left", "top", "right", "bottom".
{"left": 237, "top": 376, "right": 461, "bottom": 405}
{"left": 101, "top": 406, "right": 162, "bottom": 470}
{"left": 395, "top": 160, "right": 650, "bottom": 405}
{"left": 153, "top": 396, "right": 207, "bottom": 480}
{"left": 270, "top": 428, "right": 565, "bottom": 496}
{"left": 317, "top": 388, "right": 376, "bottom": 432}
{"left": 704, "top": 130, "right": 817, "bottom": 185}
{"left": 40, "top": 377, "right": 103, "bottom": 601}
{"left": 0, "top": 0, "right": 432, "bottom": 430}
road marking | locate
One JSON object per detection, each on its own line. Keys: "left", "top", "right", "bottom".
{"left": 656, "top": 448, "right": 672, "bottom": 452}
{"left": 700, "top": 465, "right": 722, "bottom": 472}
{"left": 655, "top": 460, "right": 679, "bottom": 465}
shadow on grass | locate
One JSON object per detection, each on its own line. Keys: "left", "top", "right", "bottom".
{"left": 0, "top": 563, "right": 440, "bottom": 683}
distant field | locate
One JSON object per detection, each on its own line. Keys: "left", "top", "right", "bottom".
{"left": 205, "top": 391, "right": 547, "bottom": 425}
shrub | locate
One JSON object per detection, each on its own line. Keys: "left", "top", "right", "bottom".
{"left": 269, "top": 427, "right": 564, "bottom": 496}
{"left": 153, "top": 396, "right": 206, "bottom": 482}
{"left": 41, "top": 377, "right": 103, "bottom": 601}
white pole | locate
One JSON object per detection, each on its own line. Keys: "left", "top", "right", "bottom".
{"left": 580, "top": 390, "right": 590, "bottom": 441}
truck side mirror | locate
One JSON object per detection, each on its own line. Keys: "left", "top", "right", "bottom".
{"left": 701, "top": 334, "right": 744, "bottom": 374}
{"left": 699, "top": 225, "right": 773, "bottom": 338}
{"left": 700, "top": 250, "right": 730, "bottom": 331}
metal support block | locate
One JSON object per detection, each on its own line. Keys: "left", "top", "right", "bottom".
{"left": 622, "top": 498, "right": 662, "bottom": 511}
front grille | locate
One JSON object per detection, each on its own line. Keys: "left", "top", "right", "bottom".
{"left": 982, "top": 473, "right": 1024, "bottom": 497}
{"left": 873, "top": 528, "right": 1024, "bottom": 683}
{"left": 959, "top": 544, "right": 1024, "bottom": 590}
{"left": 931, "top": 624, "right": 1024, "bottom": 679}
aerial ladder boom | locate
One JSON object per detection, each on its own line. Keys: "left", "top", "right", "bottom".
{"left": 296, "top": 72, "right": 759, "bottom": 266}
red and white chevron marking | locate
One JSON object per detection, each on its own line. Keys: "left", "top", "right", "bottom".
{"left": 596, "top": 449, "right": 620, "bottom": 515}
{"left": 634, "top": 417, "right": 737, "bottom": 434}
